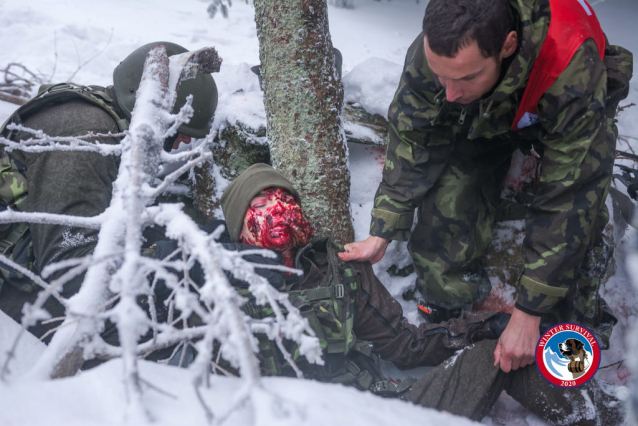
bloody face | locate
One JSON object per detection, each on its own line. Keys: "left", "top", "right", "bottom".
{"left": 239, "top": 188, "right": 313, "bottom": 253}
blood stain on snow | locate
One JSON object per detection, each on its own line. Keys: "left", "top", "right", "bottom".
{"left": 366, "top": 146, "right": 386, "bottom": 167}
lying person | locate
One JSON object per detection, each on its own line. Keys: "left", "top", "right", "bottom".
{"left": 155, "top": 163, "right": 622, "bottom": 424}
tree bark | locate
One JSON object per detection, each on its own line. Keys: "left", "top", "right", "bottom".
{"left": 254, "top": 0, "right": 354, "bottom": 244}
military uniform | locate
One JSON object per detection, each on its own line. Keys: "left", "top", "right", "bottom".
{"left": 404, "top": 339, "right": 624, "bottom": 425}
{"left": 201, "top": 227, "right": 624, "bottom": 425}
{"left": 371, "top": 0, "right": 633, "bottom": 347}
{"left": 0, "top": 86, "right": 123, "bottom": 339}
{"left": 212, "top": 162, "right": 625, "bottom": 424}
{"left": 0, "top": 42, "right": 218, "bottom": 342}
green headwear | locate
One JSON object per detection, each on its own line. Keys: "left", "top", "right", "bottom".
{"left": 113, "top": 41, "right": 218, "bottom": 139}
{"left": 220, "top": 163, "right": 301, "bottom": 241}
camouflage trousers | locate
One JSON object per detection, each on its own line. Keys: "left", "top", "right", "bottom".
{"left": 409, "top": 136, "right": 513, "bottom": 308}
{"left": 408, "top": 136, "right": 616, "bottom": 347}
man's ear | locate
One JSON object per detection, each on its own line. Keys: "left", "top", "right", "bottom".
{"left": 500, "top": 31, "right": 518, "bottom": 59}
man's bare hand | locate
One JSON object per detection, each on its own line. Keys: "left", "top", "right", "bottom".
{"left": 338, "top": 235, "right": 390, "bottom": 264}
{"left": 493, "top": 307, "right": 541, "bottom": 373}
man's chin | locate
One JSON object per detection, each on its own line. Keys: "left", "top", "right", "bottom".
{"left": 264, "top": 234, "right": 295, "bottom": 251}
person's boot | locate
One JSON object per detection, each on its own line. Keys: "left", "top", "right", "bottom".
{"left": 417, "top": 301, "right": 463, "bottom": 323}
{"left": 466, "top": 311, "right": 510, "bottom": 342}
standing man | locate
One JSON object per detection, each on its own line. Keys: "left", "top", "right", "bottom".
{"left": 340, "top": 0, "right": 632, "bottom": 374}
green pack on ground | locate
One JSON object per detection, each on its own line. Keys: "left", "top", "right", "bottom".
{"left": 238, "top": 238, "right": 415, "bottom": 396}
{"left": 0, "top": 83, "right": 128, "bottom": 292}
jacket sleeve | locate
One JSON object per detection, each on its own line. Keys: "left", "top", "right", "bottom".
{"left": 370, "top": 34, "right": 454, "bottom": 241}
{"left": 516, "top": 39, "right": 633, "bottom": 314}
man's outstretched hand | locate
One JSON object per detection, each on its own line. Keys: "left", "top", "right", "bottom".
{"left": 493, "top": 307, "right": 541, "bottom": 373}
{"left": 338, "top": 235, "right": 390, "bottom": 264}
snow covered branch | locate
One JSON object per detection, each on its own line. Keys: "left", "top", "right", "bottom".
{"left": 2, "top": 43, "right": 321, "bottom": 423}
{"left": 0, "top": 124, "right": 124, "bottom": 155}
{"left": 0, "top": 209, "right": 105, "bottom": 229}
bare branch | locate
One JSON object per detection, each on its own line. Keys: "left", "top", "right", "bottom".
{"left": 66, "top": 30, "right": 114, "bottom": 82}
{"left": 194, "top": 382, "right": 215, "bottom": 424}
{"left": 0, "top": 92, "right": 27, "bottom": 105}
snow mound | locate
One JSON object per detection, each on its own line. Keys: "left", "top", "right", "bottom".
{"left": 343, "top": 57, "right": 402, "bottom": 117}
{"left": 0, "top": 358, "right": 478, "bottom": 426}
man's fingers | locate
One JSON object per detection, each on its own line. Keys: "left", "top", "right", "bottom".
{"left": 499, "top": 355, "right": 512, "bottom": 373}
{"left": 338, "top": 250, "right": 355, "bottom": 261}
{"left": 510, "top": 356, "right": 521, "bottom": 371}
{"left": 493, "top": 342, "right": 502, "bottom": 367}
{"left": 338, "top": 244, "right": 359, "bottom": 262}
{"left": 338, "top": 237, "right": 389, "bottom": 263}
{"left": 522, "top": 353, "right": 536, "bottom": 369}
{"left": 501, "top": 350, "right": 535, "bottom": 372}
{"left": 497, "top": 342, "right": 513, "bottom": 373}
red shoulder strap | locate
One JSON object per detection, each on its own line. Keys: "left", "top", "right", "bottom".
{"left": 511, "top": 0, "right": 605, "bottom": 130}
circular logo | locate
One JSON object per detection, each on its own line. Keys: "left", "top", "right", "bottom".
{"left": 536, "top": 323, "right": 600, "bottom": 388}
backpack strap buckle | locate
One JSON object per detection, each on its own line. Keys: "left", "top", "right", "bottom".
{"left": 0, "top": 222, "right": 29, "bottom": 255}
{"left": 334, "top": 284, "right": 344, "bottom": 299}
{"left": 371, "top": 380, "right": 395, "bottom": 394}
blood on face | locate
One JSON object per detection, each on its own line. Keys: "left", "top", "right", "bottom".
{"left": 239, "top": 188, "right": 312, "bottom": 257}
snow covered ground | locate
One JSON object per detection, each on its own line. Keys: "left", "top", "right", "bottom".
{"left": 0, "top": 0, "right": 636, "bottom": 424}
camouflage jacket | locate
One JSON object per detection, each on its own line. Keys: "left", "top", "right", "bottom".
{"left": 371, "top": 0, "right": 633, "bottom": 314}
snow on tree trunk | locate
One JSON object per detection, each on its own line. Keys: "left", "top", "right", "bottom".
{"left": 254, "top": 0, "right": 354, "bottom": 244}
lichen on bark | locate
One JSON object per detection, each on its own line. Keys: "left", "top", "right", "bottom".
{"left": 254, "top": 0, "right": 354, "bottom": 244}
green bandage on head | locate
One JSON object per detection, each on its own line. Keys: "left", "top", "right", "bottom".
{"left": 220, "top": 163, "right": 301, "bottom": 241}
{"left": 113, "top": 41, "right": 218, "bottom": 138}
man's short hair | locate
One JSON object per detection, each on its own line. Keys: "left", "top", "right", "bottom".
{"left": 422, "top": 0, "right": 515, "bottom": 59}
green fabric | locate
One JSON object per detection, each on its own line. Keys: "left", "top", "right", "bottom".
{"left": 370, "top": 0, "right": 632, "bottom": 324}
{"left": 112, "top": 42, "right": 217, "bottom": 139}
{"left": 0, "top": 83, "right": 129, "bottom": 141}
{"left": 402, "top": 339, "right": 625, "bottom": 424}
{"left": 0, "top": 84, "right": 125, "bottom": 295}
{"left": 220, "top": 163, "right": 300, "bottom": 241}
{"left": 235, "top": 238, "right": 413, "bottom": 395}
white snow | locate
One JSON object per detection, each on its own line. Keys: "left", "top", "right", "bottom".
{"left": 0, "top": 357, "right": 477, "bottom": 426}
{"left": 343, "top": 57, "right": 403, "bottom": 117}
{"left": 0, "top": 0, "right": 636, "bottom": 425}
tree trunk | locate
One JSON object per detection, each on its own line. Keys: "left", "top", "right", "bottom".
{"left": 190, "top": 159, "right": 218, "bottom": 222}
{"left": 254, "top": 0, "right": 354, "bottom": 244}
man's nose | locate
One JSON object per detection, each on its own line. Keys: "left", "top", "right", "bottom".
{"left": 445, "top": 82, "right": 463, "bottom": 103}
{"left": 271, "top": 202, "right": 285, "bottom": 215}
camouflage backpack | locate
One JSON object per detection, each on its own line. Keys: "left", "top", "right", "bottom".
{"left": 0, "top": 83, "right": 128, "bottom": 292}
{"left": 238, "top": 239, "right": 416, "bottom": 396}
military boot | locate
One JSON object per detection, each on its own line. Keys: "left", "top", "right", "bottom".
{"left": 417, "top": 301, "right": 463, "bottom": 323}
{"left": 465, "top": 311, "right": 511, "bottom": 342}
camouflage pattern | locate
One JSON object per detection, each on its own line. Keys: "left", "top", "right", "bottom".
{"left": 0, "top": 150, "right": 27, "bottom": 212}
{"left": 237, "top": 238, "right": 392, "bottom": 391}
{"left": 233, "top": 237, "right": 504, "bottom": 392}
{"left": 371, "top": 0, "right": 633, "bottom": 345}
